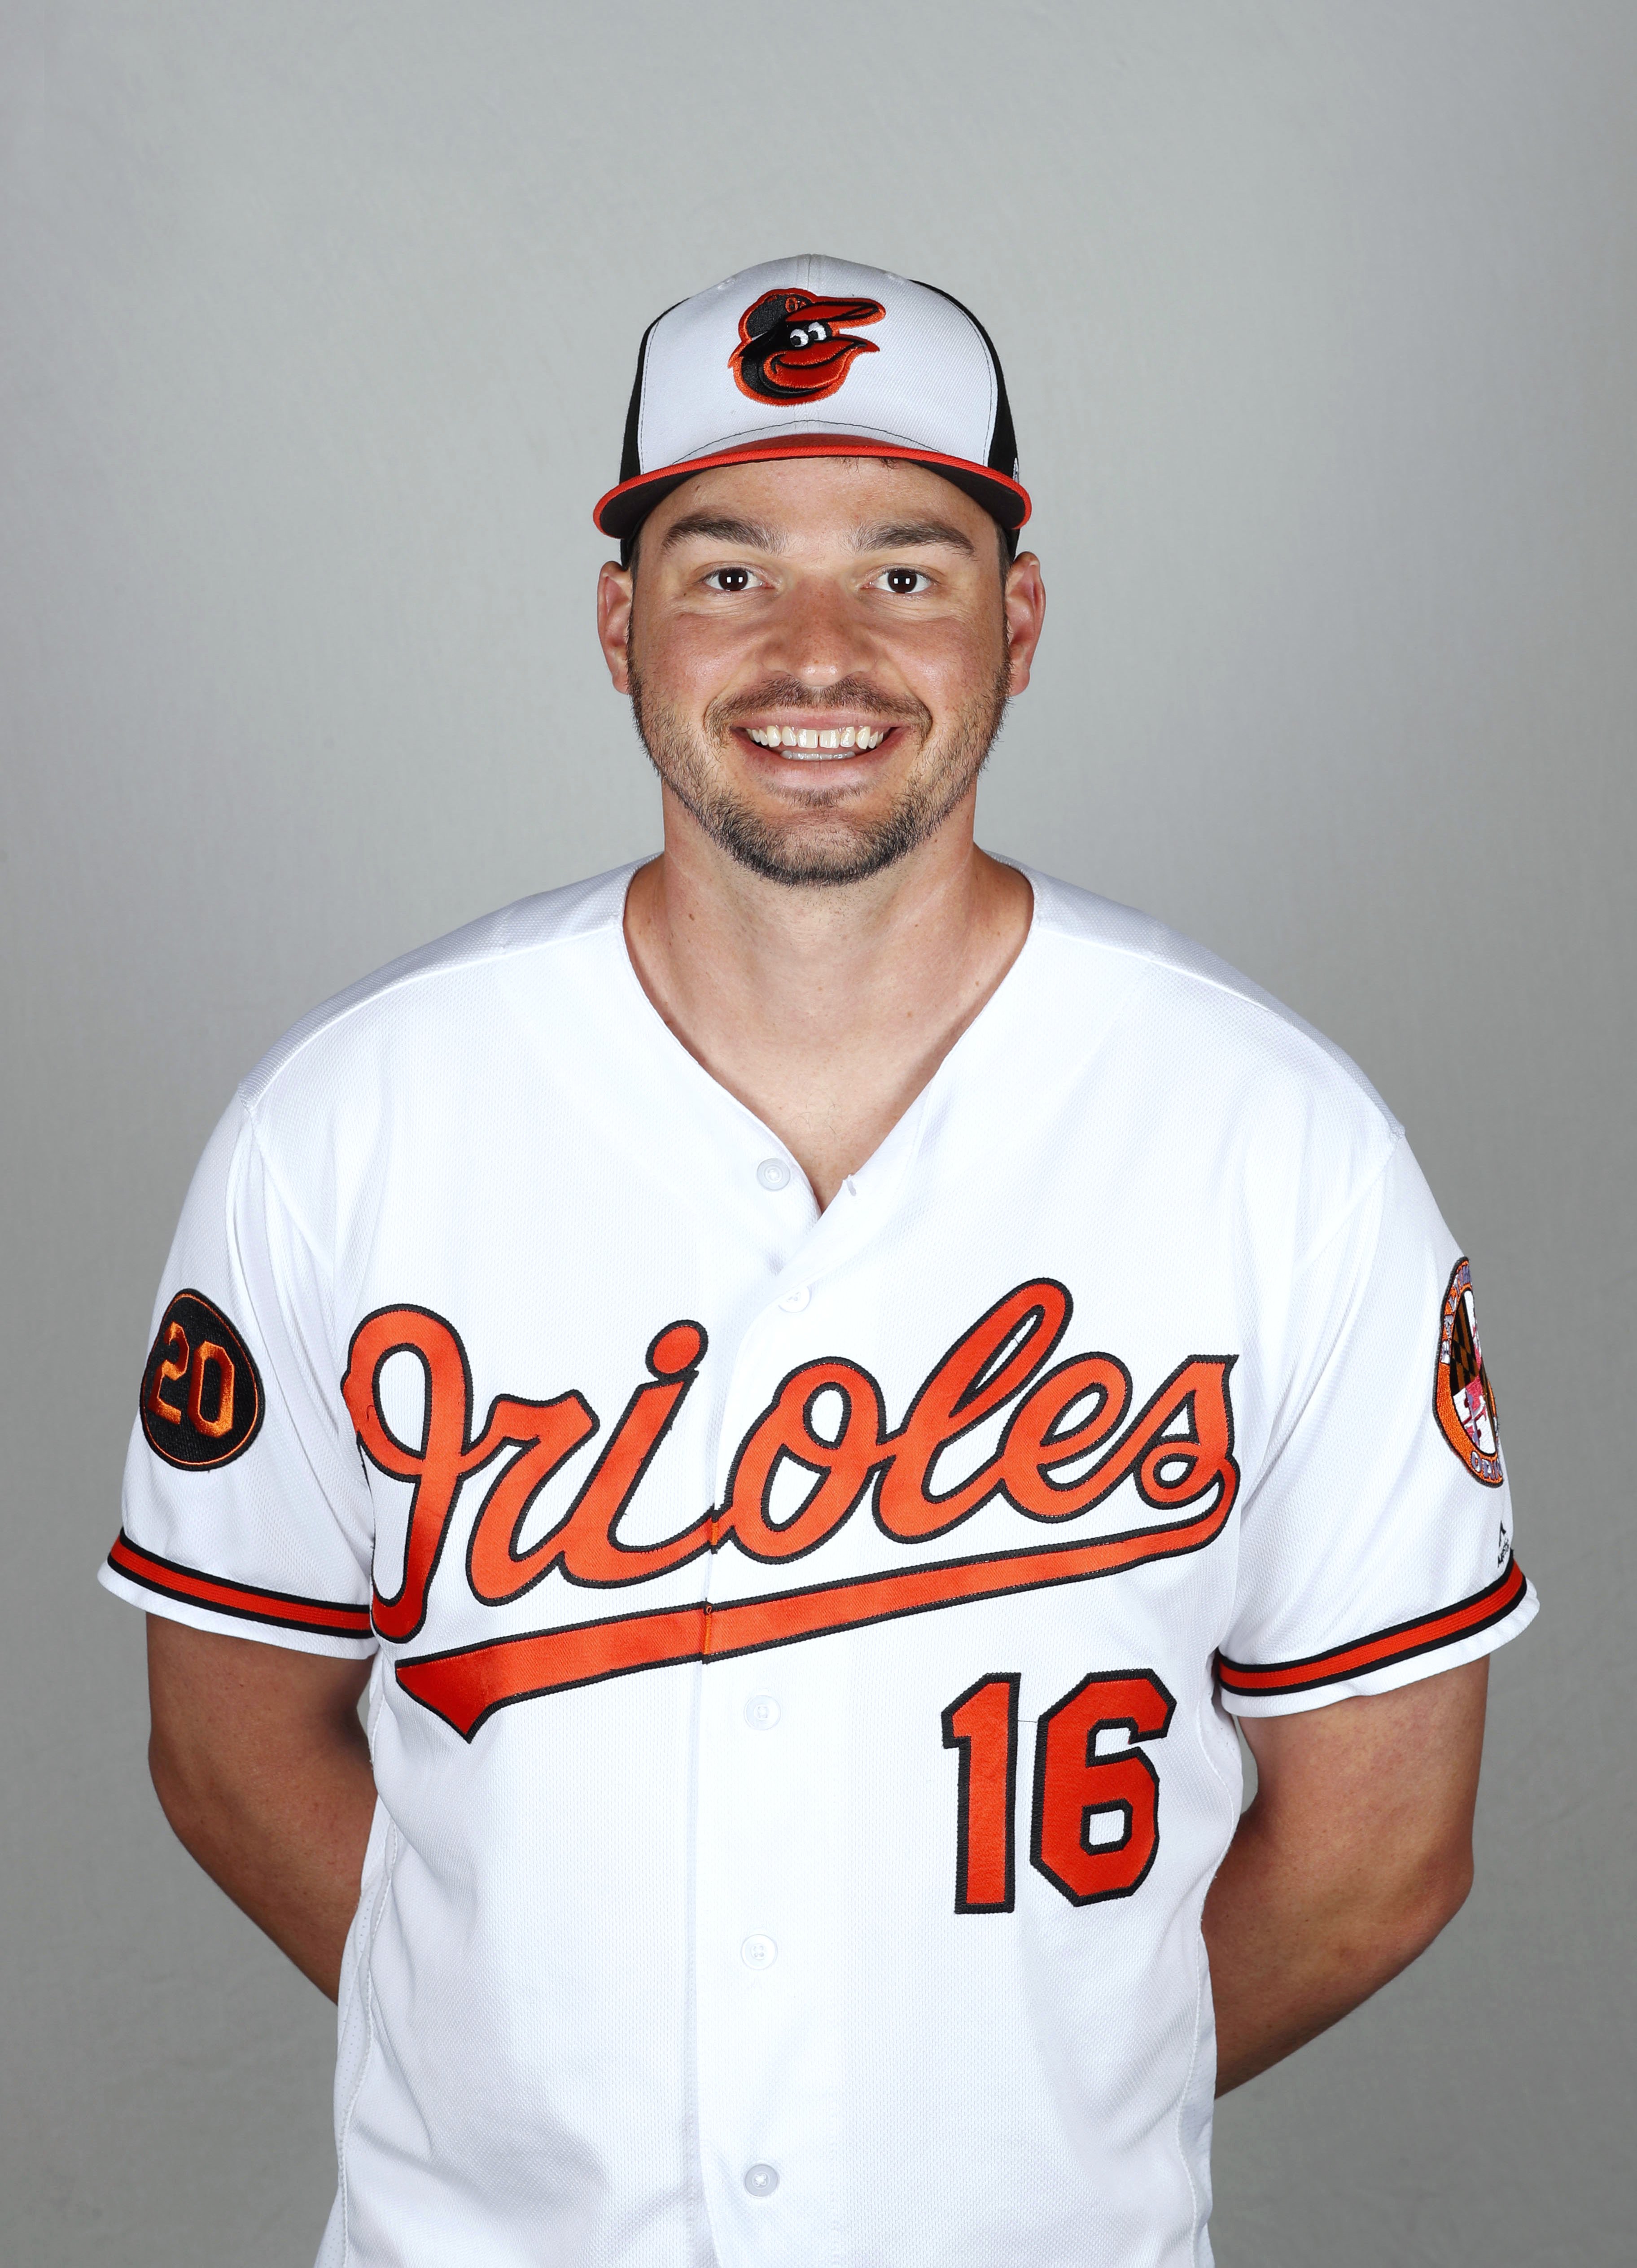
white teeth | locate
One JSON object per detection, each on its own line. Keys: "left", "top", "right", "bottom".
{"left": 743, "top": 724, "right": 887, "bottom": 754}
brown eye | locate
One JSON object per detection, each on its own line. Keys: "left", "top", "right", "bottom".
{"left": 707, "top": 567, "right": 755, "bottom": 593}
{"left": 884, "top": 568, "right": 927, "bottom": 595}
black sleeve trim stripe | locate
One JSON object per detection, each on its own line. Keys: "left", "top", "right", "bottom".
{"left": 1217, "top": 1558, "right": 1528, "bottom": 1697}
{"left": 106, "top": 1531, "right": 373, "bottom": 1640}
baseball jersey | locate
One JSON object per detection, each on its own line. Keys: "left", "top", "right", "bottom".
{"left": 101, "top": 864, "right": 1536, "bottom": 2268}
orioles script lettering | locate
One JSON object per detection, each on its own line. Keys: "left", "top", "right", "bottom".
{"left": 341, "top": 1281, "right": 1239, "bottom": 1738}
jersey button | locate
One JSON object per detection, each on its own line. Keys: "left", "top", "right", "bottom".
{"left": 744, "top": 1694, "right": 781, "bottom": 1729}
{"left": 744, "top": 2164, "right": 780, "bottom": 2197}
{"left": 777, "top": 1284, "right": 810, "bottom": 1311}
{"left": 740, "top": 1933, "right": 778, "bottom": 1969}
{"left": 756, "top": 1158, "right": 792, "bottom": 1191}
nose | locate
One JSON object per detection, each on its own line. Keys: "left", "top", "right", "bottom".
{"left": 757, "top": 570, "right": 876, "bottom": 687}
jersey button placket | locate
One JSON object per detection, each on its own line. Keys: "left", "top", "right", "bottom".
{"left": 692, "top": 1647, "right": 811, "bottom": 2251}
{"left": 695, "top": 1160, "right": 841, "bottom": 2249}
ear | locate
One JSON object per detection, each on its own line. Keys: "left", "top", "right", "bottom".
{"left": 597, "top": 561, "right": 635, "bottom": 694}
{"left": 1002, "top": 552, "right": 1046, "bottom": 697}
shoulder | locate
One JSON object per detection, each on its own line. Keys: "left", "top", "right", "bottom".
{"left": 1017, "top": 866, "right": 1405, "bottom": 1243}
{"left": 1024, "top": 865, "right": 1396, "bottom": 1119}
{"left": 238, "top": 865, "right": 636, "bottom": 1117}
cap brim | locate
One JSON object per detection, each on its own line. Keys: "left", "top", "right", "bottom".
{"left": 593, "top": 433, "right": 1031, "bottom": 541}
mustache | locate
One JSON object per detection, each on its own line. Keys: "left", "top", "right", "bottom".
{"left": 709, "top": 676, "right": 930, "bottom": 731}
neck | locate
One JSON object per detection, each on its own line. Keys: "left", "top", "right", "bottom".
{"left": 624, "top": 790, "right": 1033, "bottom": 1208}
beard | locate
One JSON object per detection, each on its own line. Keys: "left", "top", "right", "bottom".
{"left": 628, "top": 661, "right": 1013, "bottom": 888}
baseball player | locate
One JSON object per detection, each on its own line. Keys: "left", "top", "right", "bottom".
{"left": 104, "top": 256, "right": 1536, "bottom": 2267}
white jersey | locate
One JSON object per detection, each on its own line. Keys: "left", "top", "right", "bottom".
{"left": 101, "top": 865, "right": 1536, "bottom": 2268}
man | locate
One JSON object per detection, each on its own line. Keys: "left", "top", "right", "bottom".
{"left": 104, "top": 256, "right": 1536, "bottom": 2267}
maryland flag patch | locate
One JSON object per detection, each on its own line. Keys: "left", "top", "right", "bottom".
{"left": 1434, "top": 1259, "right": 1504, "bottom": 1486}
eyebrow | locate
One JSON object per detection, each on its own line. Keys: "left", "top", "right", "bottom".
{"left": 660, "top": 512, "right": 785, "bottom": 553}
{"left": 853, "top": 519, "right": 976, "bottom": 555}
{"left": 659, "top": 509, "right": 979, "bottom": 557}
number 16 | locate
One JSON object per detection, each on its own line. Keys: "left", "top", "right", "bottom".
{"left": 941, "top": 1669, "right": 1176, "bottom": 1914}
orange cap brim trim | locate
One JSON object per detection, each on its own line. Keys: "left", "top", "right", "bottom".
{"left": 593, "top": 435, "right": 1032, "bottom": 539}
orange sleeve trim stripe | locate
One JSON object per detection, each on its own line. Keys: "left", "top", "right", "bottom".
{"left": 1216, "top": 1558, "right": 1528, "bottom": 1696}
{"left": 107, "top": 1532, "right": 373, "bottom": 1639}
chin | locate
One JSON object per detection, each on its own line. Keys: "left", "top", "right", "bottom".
{"left": 705, "top": 801, "right": 945, "bottom": 889}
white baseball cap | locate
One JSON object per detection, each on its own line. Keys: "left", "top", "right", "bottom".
{"left": 593, "top": 254, "right": 1030, "bottom": 554}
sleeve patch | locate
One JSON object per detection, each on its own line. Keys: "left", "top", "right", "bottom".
{"left": 107, "top": 1531, "right": 372, "bottom": 1638}
{"left": 139, "top": 1289, "right": 265, "bottom": 1471}
{"left": 1433, "top": 1258, "right": 1504, "bottom": 1485}
{"left": 1217, "top": 1557, "right": 1527, "bottom": 1697}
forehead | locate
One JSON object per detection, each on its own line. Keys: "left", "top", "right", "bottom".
{"left": 640, "top": 455, "right": 998, "bottom": 553}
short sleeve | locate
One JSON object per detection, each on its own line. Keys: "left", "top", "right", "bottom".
{"left": 99, "top": 1095, "right": 377, "bottom": 1658}
{"left": 1218, "top": 1134, "right": 1537, "bottom": 1715}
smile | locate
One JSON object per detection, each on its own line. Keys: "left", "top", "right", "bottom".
{"left": 744, "top": 725, "right": 889, "bottom": 755}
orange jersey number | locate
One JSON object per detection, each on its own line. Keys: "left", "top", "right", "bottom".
{"left": 943, "top": 1668, "right": 1176, "bottom": 1913}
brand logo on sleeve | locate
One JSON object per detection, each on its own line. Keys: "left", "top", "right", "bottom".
{"left": 140, "top": 1289, "right": 265, "bottom": 1470}
{"left": 342, "top": 1281, "right": 1240, "bottom": 1736}
{"left": 1434, "top": 1259, "right": 1503, "bottom": 1485}
{"left": 730, "top": 287, "right": 885, "bottom": 403}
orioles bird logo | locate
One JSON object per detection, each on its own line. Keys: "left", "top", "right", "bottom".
{"left": 730, "top": 287, "right": 885, "bottom": 404}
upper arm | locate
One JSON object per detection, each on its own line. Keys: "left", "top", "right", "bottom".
{"left": 1219, "top": 1138, "right": 1535, "bottom": 1720}
{"left": 1239, "top": 1657, "right": 1489, "bottom": 1922}
{"left": 102, "top": 1096, "right": 378, "bottom": 1656}
{"left": 147, "top": 1616, "right": 372, "bottom": 1800}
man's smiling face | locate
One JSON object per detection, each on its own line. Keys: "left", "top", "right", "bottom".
{"left": 597, "top": 456, "right": 1043, "bottom": 887}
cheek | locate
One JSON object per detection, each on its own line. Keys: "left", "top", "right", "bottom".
{"left": 632, "top": 608, "right": 752, "bottom": 709}
{"left": 897, "top": 615, "right": 1007, "bottom": 719}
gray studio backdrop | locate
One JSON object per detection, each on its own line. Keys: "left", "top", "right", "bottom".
{"left": 3, "top": 4, "right": 1633, "bottom": 2263}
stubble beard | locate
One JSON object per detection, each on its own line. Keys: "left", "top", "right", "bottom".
{"left": 628, "top": 661, "right": 1013, "bottom": 889}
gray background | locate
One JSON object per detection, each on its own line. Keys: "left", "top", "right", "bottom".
{"left": 3, "top": 2, "right": 1632, "bottom": 2262}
